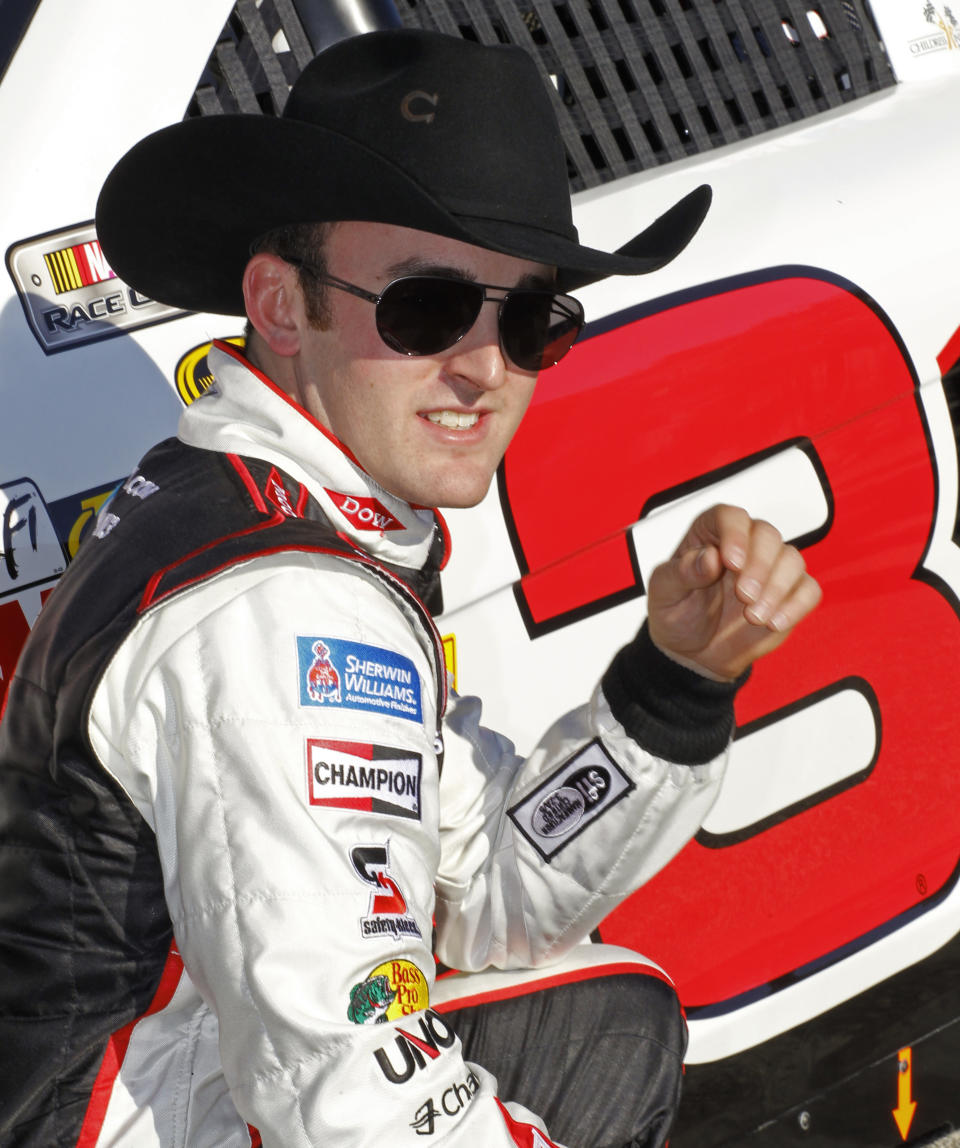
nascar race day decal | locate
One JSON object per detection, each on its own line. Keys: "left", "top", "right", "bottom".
{"left": 7, "top": 222, "right": 184, "bottom": 353}
{"left": 297, "top": 635, "right": 422, "bottom": 722}
{"left": 509, "top": 740, "right": 633, "bottom": 860}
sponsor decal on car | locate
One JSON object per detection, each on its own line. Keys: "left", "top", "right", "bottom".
{"left": 297, "top": 635, "right": 422, "bottom": 722}
{"left": 47, "top": 480, "right": 120, "bottom": 561}
{"left": 441, "top": 633, "right": 457, "bottom": 691}
{"left": 174, "top": 337, "right": 244, "bottom": 405}
{"left": 0, "top": 478, "right": 65, "bottom": 596}
{"left": 348, "top": 959, "right": 430, "bottom": 1025}
{"left": 0, "top": 477, "right": 124, "bottom": 711}
{"left": 410, "top": 1069, "right": 481, "bottom": 1133}
{"left": 6, "top": 222, "right": 185, "bottom": 354}
{"left": 913, "top": 3, "right": 959, "bottom": 54}
{"left": 508, "top": 740, "right": 632, "bottom": 860}
{"left": 351, "top": 842, "right": 423, "bottom": 942}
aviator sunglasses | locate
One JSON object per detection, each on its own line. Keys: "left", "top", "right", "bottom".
{"left": 283, "top": 258, "right": 585, "bottom": 371}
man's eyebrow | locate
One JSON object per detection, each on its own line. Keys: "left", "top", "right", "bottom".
{"left": 384, "top": 257, "right": 556, "bottom": 290}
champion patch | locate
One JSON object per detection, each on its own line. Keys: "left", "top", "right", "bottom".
{"left": 297, "top": 636, "right": 422, "bottom": 723}
{"left": 508, "top": 740, "right": 633, "bottom": 860}
{"left": 306, "top": 738, "right": 422, "bottom": 820}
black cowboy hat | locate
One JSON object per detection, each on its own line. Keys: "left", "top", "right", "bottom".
{"left": 95, "top": 28, "right": 711, "bottom": 316}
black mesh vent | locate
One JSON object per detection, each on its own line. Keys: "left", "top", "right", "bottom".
{"left": 186, "top": 0, "right": 316, "bottom": 117}
{"left": 185, "top": 0, "right": 896, "bottom": 192}
{"left": 396, "top": 0, "right": 896, "bottom": 190}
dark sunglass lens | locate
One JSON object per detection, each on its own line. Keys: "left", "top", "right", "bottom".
{"left": 501, "top": 292, "right": 584, "bottom": 370}
{"left": 376, "top": 278, "right": 483, "bottom": 356}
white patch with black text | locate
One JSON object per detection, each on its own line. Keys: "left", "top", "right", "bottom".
{"left": 508, "top": 740, "right": 632, "bottom": 860}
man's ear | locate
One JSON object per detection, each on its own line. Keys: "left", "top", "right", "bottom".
{"left": 242, "top": 254, "right": 303, "bottom": 357}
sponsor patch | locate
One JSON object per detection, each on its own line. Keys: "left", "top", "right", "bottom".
{"left": 86, "top": 470, "right": 161, "bottom": 544}
{"left": 347, "top": 959, "right": 430, "bottom": 1025}
{"left": 297, "top": 635, "right": 422, "bottom": 723}
{"left": 410, "top": 1069, "right": 480, "bottom": 1132}
{"left": 122, "top": 472, "right": 160, "bottom": 502}
{"left": 351, "top": 841, "right": 423, "bottom": 942}
{"left": 7, "top": 222, "right": 185, "bottom": 354}
{"left": 306, "top": 738, "right": 422, "bottom": 820}
{"left": 508, "top": 740, "right": 633, "bottom": 860}
{"left": 372, "top": 1010, "right": 457, "bottom": 1085}
{"left": 265, "top": 467, "right": 304, "bottom": 519}
{"left": 325, "top": 488, "right": 404, "bottom": 533}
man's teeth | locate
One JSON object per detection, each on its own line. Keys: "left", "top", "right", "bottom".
{"left": 425, "top": 410, "right": 479, "bottom": 429}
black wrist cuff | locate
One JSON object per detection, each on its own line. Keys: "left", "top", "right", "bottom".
{"left": 601, "top": 622, "right": 748, "bottom": 765}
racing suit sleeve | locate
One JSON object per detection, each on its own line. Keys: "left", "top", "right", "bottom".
{"left": 87, "top": 552, "right": 570, "bottom": 1148}
{"left": 434, "top": 623, "right": 735, "bottom": 972}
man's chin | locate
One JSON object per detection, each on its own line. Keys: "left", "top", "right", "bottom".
{"left": 376, "top": 458, "right": 500, "bottom": 511}
{"left": 417, "top": 475, "right": 494, "bottom": 511}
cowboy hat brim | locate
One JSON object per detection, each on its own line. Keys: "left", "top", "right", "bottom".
{"left": 96, "top": 113, "right": 711, "bottom": 316}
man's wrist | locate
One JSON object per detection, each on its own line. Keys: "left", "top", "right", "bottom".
{"left": 601, "top": 622, "right": 749, "bottom": 765}
{"left": 646, "top": 631, "right": 739, "bottom": 683}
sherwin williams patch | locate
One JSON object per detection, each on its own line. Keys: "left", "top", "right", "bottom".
{"left": 508, "top": 739, "right": 633, "bottom": 860}
{"left": 306, "top": 738, "right": 422, "bottom": 820}
{"left": 297, "top": 636, "right": 422, "bottom": 723}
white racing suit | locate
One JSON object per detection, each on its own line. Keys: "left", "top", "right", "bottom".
{"left": 0, "top": 343, "right": 734, "bottom": 1147}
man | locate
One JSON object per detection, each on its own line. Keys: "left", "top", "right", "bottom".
{"left": 0, "top": 28, "right": 819, "bottom": 1148}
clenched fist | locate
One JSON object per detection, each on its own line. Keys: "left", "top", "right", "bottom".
{"left": 646, "top": 504, "right": 822, "bottom": 681}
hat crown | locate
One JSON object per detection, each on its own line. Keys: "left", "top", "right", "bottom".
{"left": 282, "top": 30, "right": 575, "bottom": 239}
{"left": 95, "top": 27, "right": 710, "bottom": 316}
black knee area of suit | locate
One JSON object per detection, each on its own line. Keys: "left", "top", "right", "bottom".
{"left": 445, "top": 969, "right": 686, "bottom": 1148}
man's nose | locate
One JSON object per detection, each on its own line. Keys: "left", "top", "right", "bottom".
{"left": 442, "top": 301, "right": 508, "bottom": 390}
